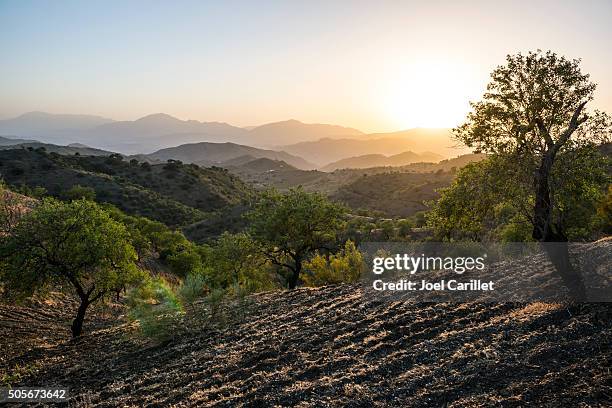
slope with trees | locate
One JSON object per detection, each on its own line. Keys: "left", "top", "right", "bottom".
{"left": 0, "top": 148, "right": 252, "bottom": 226}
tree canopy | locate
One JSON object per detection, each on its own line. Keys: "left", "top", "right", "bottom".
{"left": 440, "top": 50, "right": 611, "bottom": 299}
{"left": 0, "top": 198, "right": 142, "bottom": 336}
{"left": 453, "top": 50, "right": 610, "bottom": 242}
{"left": 248, "top": 188, "right": 346, "bottom": 289}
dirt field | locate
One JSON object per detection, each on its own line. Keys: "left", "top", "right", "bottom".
{"left": 1, "top": 246, "right": 611, "bottom": 407}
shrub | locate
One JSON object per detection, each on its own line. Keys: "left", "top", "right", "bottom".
{"left": 302, "top": 240, "right": 365, "bottom": 286}
{"left": 177, "top": 272, "right": 209, "bottom": 307}
{"left": 127, "top": 277, "right": 184, "bottom": 341}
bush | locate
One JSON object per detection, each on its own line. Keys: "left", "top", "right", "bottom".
{"left": 62, "top": 184, "right": 96, "bottom": 201}
{"left": 127, "top": 277, "right": 184, "bottom": 341}
{"left": 302, "top": 240, "right": 365, "bottom": 286}
{"left": 177, "top": 272, "right": 209, "bottom": 307}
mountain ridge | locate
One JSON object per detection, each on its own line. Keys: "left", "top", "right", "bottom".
{"left": 133, "top": 141, "right": 317, "bottom": 170}
{"left": 321, "top": 150, "right": 444, "bottom": 171}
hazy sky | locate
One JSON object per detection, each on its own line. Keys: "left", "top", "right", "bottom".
{"left": 1, "top": 0, "right": 611, "bottom": 132}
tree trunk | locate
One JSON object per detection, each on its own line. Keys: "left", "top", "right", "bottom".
{"left": 532, "top": 153, "right": 586, "bottom": 301}
{"left": 542, "top": 242, "right": 586, "bottom": 301}
{"left": 532, "top": 154, "right": 554, "bottom": 241}
{"left": 71, "top": 297, "right": 90, "bottom": 337}
{"left": 288, "top": 259, "right": 302, "bottom": 289}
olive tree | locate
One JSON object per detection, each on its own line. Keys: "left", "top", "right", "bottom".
{"left": 248, "top": 188, "right": 346, "bottom": 289}
{"left": 454, "top": 50, "right": 611, "bottom": 298}
{"left": 0, "top": 198, "right": 142, "bottom": 336}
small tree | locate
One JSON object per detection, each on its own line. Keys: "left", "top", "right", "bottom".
{"left": 0, "top": 198, "right": 142, "bottom": 337}
{"left": 209, "top": 232, "right": 270, "bottom": 291}
{"left": 249, "top": 188, "right": 346, "bottom": 289}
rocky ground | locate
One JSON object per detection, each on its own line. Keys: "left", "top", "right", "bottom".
{"left": 1, "top": 243, "right": 611, "bottom": 407}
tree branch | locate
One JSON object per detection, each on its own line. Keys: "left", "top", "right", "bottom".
{"left": 554, "top": 101, "right": 588, "bottom": 151}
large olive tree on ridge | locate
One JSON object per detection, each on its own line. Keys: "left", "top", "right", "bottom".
{"left": 454, "top": 50, "right": 611, "bottom": 299}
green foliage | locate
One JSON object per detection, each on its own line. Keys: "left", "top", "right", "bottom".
{"left": 0, "top": 198, "right": 143, "bottom": 336}
{"left": 331, "top": 171, "right": 453, "bottom": 218}
{"left": 598, "top": 185, "right": 612, "bottom": 233}
{"left": 0, "top": 198, "right": 142, "bottom": 300}
{"left": 428, "top": 149, "right": 609, "bottom": 241}
{"left": 61, "top": 184, "right": 96, "bottom": 201}
{"left": 127, "top": 276, "right": 183, "bottom": 341}
{"left": 177, "top": 272, "right": 209, "bottom": 307}
{"left": 302, "top": 240, "right": 365, "bottom": 286}
{"left": 0, "top": 149, "right": 252, "bottom": 227}
{"left": 455, "top": 50, "right": 607, "bottom": 155}
{"left": 427, "top": 157, "right": 516, "bottom": 241}
{"left": 248, "top": 187, "right": 347, "bottom": 288}
{"left": 207, "top": 232, "right": 272, "bottom": 291}
{"left": 447, "top": 50, "right": 611, "bottom": 242}
{"left": 167, "top": 247, "right": 203, "bottom": 277}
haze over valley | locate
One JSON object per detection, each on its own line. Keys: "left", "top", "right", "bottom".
{"left": 0, "top": 111, "right": 469, "bottom": 170}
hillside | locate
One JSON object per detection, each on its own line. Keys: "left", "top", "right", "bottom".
{"left": 0, "top": 142, "right": 114, "bottom": 156}
{"left": 331, "top": 171, "right": 455, "bottom": 217}
{"left": 0, "top": 135, "right": 37, "bottom": 146}
{"left": 135, "top": 141, "right": 316, "bottom": 170}
{"left": 1, "top": 239, "right": 610, "bottom": 406}
{"left": 321, "top": 151, "right": 444, "bottom": 171}
{"left": 0, "top": 149, "right": 252, "bottom": 226}
{"left": 225, "top": 154, "right": 485, "bottom": 201}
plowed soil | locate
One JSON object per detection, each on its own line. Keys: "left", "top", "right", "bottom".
{"left": 1, "top": 245, "right": 611, "bottom": 407}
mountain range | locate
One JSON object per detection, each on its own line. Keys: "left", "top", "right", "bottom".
{"left": 0, "top": 112, "right": 366, "bottom": 155}
{"left": 280, "top": 128, "right": 469, "bottom": 166}
{"left": 0, "top": 113, "right": 467, "bottom": 162}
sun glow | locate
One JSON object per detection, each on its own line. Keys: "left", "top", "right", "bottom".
{"left": 382, "top": 59, "right": 483, "bottom": 129}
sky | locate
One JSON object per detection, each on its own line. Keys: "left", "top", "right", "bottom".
{"left": 1, "top": 0, "right": 611, "bottom": 132}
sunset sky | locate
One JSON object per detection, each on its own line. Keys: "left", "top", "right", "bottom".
{"left": 1, "top": 0, "right": 611, "bottom": 132}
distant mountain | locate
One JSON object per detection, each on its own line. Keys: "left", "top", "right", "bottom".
{"left": 83, "top": 113, "right": 250, "bottom": 154}
{"left": 0, "top": 135, "right": 38, "bottom": 146}
{"left": 135, "top": 141, "right": 316, "bottom": 170}
{"left": 321, "top": 151, "right": 444, "bottom": 171}
{"left": 0, "top": 113, "right": 370, "bottom": 155}
{"left": 248, "top": 119, "right": 363, "bottom": 146}
{"left": 0, "top": 112, "right": 114, "bottom": 142}
{"left": 281, "top": 128, "right": 470, "bottom": 166}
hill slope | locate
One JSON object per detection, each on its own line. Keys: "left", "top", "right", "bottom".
{"left": 0, "top": 136, "right": 38, "bottom": 146}
{"left": 0, "top": 142, "right": 114, "bottom": 156}
{"left": 1, "top": 239, "right": 610, "bottom": 406}
{"left": 0, "top": 149, "right": 252, "bottom": 226}
{"left": 331, "top": 171, "right": 454, "bottom": 217}
{"left": 321, "top": 151, "right": 444, "bottom": 171}
{"left": 136, "top": 141, "right": 316, "bottom": 170}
